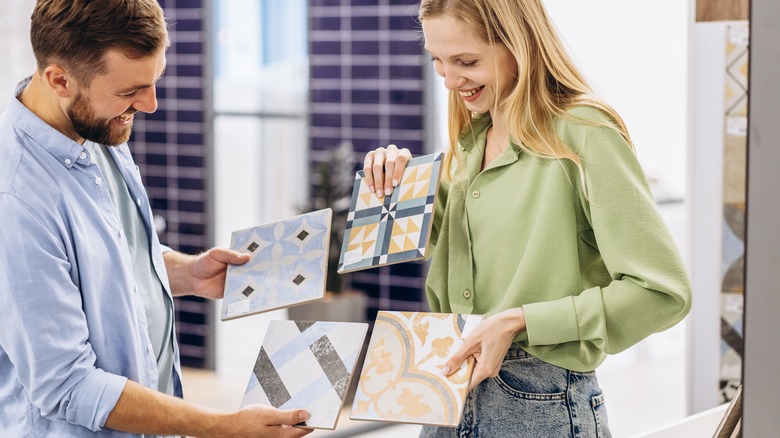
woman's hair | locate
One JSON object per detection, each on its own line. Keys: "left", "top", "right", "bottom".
{"left": 30, "top": 0, "right": 169, "bottom": 86}
{"left": 419, "top": 0, "right": 633, "bottom": 182}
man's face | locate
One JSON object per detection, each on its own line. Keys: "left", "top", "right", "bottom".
{"left": 67, "top": 48, "right": 166, "bottom": 146}
{"left": 68, "top": 89, "right": 135, "bottom": 146}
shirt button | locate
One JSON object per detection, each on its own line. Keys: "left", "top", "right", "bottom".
{"left": 79, "top": 152, "right": 87, "bottom": 160}
{"left": 463, "top": 289, "right": 472, "bottom": 299}
{"left": 95, "top": 177, "right": 103, "bottom": 185}
{"left": 64, "top": 158, "right": 72, "bottom": 165}
{"left": 471, "top": 190, "right": 480, "bottom": 199}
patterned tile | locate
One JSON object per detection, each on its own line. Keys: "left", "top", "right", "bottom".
{"left": 721, "top": 204, "right": 745, "bottom": 293}
{"left": 719, "top": 23, "right": 749, "bottom": 404}
{"left": 338, "top": 153, "right": 443, "bottom": 273}
{"left": 221, "top": 209, "right": 332, "bottom": 320}
{"left": 350, "top": 311, "right": 482, "bottom": 427}
{"left": 242, "top": 320, "right": 369, "bottom": 429}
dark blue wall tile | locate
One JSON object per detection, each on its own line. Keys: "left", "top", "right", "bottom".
{"left": 351, "top": 64, "right": 380, "bottom": 79}
{"left": 351, "top": 88, "right": 380, "bottom": 104}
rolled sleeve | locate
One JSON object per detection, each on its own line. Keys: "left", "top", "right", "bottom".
{"left": 63, "top": 370, "right": 127, "bottom": 431}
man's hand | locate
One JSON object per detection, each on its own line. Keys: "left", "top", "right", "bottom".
{"left": 228, "top": 404, "right": 313, "bottom": 438}
{"left": 163, "top": 248, "right": 249, "bottom": 298}
{"left": 106, "top": 380, "right": 312, "bottom": 437}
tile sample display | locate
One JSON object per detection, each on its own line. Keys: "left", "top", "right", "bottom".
{"left": 242, "top": 320, "right": 369, "bottom": 429}
{"left": 350, "top": 311, "right": 482, "bottom": 427}
{"left": 719, "top": 24, "right": 749, "bottom": 404}
{"left": 338, "top": 153, "right": 443, "bottom": 273}
{"left": 221, "top": 209, "right": 332, "bottom": 320}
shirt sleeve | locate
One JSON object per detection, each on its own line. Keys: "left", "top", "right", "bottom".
{"left": 522, "top": 117, "right": 692, "bottom": 354}
{"left": 0, "top": 194, "right": 127, "bottom": 432}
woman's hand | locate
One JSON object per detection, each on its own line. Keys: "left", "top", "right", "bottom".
{"left": 441, "top": 308, "right": 526, "bottom": 390}
{"left": 362, "top": 144, "right": 412, "bottom": 198}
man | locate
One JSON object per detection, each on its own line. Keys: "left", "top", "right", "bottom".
{"left": 0, "top": 1, "right": 310, "bottom": 436}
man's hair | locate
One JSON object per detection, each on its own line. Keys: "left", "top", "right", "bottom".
{"left": 30, "top": 0, "right": 169, "bottom": 85}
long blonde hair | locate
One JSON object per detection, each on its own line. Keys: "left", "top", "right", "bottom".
{"left": 419, "top": 0, "right": 633, "bottom": 182}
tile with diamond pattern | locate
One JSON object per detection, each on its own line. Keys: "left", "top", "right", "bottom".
{"left": 221, "top": 209, "right": 332, "bottom": 320}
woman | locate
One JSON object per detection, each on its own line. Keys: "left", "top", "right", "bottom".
{"left": 363, "top": 0, "right": 692, "bottom": 436}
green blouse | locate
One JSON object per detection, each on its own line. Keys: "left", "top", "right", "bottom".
{"left": 425, "top": 106, "right": 692, "bottom": 372}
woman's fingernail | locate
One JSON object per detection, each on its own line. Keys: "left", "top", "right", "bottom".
{"left": 392, "top": 178, "right": 399, "bottom": 187}
{"left": 441, "top": 366, "right": 451, "bottom": 376}
{"left": 377, "top": 189, "right": 384, "bottom": 197}
{"left": 369, "top": 185, "right": 375, "bottom": 192}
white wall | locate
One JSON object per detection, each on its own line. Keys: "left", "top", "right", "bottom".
{"left": 545, "top": 0, "right": 689, "bottom": 201}
{"left": 687, "top": 20, "right": 728, "bottom": 415}
{"left": 0, "top": 1, "right": 36, "bottom": 111}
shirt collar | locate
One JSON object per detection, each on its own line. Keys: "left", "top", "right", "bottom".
{"left": 458, "top": 112, "right": 521, "bottom": 179}
{"left": 8, "top": 77, "right": 89, "bottom": 169}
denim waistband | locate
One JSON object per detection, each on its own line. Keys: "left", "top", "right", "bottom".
{"left": 504, "top": 343, "right": 533, "bottom": 361}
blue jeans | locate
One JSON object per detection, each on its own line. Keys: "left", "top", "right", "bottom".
{"left": 420, "top": 344, "right": 611, "bottom": 437}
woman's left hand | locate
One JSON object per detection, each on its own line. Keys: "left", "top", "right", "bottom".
{"left": 441, "top": 308, "right": 526, "bottom": 390}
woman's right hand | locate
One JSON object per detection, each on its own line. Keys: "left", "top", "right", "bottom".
{"left": 363, "top": 144, "right": 412, "bottom": 198}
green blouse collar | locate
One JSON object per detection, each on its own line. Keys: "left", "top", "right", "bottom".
{"left": 458, "top": 113, "right": 521, "bottom": 180}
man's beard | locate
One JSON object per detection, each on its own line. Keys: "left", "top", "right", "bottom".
{"left": 68, "top": 92, "right": 133, "bottom": 146}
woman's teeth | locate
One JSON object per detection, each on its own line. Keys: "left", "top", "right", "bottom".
{"left": 459, "top": 86, "right": 483, "bottom": 97}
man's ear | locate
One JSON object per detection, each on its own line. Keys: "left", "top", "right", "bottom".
{"left": 42, "top": 65, "right": 76, "bottom": 99}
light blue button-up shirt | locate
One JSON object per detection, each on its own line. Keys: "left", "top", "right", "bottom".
{"left": 0, "top": 78, "right": 183, "bottom": 436}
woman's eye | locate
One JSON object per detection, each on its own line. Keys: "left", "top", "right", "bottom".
{"left": 122, "top": 91, "right": 138, "bottom": 97}
{"left": 461, "top": 60, "right": 477, "bottom": 67}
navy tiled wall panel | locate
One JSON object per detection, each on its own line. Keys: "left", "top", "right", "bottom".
{"left": 129, "top": 0, "right": 213, "bottom": 369}
{"left": 308, "top": 0, "right": 430, "bottom": 320}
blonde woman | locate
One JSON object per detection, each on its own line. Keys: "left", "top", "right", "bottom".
{"left": 364, "top": 0, "right": 691, "bottom": 436}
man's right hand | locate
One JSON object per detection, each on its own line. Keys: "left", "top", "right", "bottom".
{"left": 224, "top": 404, "right": 313, "bottom": 438}
{"left": 105, "top": 380, "right": 312, "bottom": 437}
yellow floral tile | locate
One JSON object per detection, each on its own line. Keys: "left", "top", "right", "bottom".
{"left": 350, "top": 311, "right": 482, "bottom": 427}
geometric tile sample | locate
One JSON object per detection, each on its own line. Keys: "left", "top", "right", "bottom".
{"left": 338, "top": 152, "right": 443, "bottom": 274}
{"left": 241, "top": 320, "right": 369, "bottom": 429}
{"left": 221, "top": 209, "right": 332, "bottom": 321}
{"left": 350, "top": 311, "right": 482, "bottom": 427}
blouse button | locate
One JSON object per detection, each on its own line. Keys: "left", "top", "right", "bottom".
{"left": 471, "top": 190, "right": 480, "bottom": 199}
{"left": 95, "top": 177, "right": 103, "bottom": 185}
{"left": 64, "top": 158, "right": 72, "bottom": 165}
{"left": 79, "top": 152, "right": 87, "bottom": 160}
{"left": 463, "top": 289, "right": 472, "bottom": 299}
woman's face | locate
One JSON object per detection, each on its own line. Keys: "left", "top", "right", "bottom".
{"left": 423, "top": 15, "right": 518, "bottom": 115}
